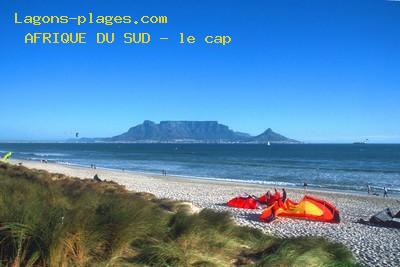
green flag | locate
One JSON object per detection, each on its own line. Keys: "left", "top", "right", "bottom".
{"left": 1, "top": 152, "right": 12, "bottom": 161}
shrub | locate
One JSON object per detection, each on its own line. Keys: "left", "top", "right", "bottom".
{"left": 0, "top": 163, "right": 358, "bottom": 266}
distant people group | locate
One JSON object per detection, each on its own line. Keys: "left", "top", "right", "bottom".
{"left": 90, "top": 164, "right": 96, "bottom": 169}
{"left": 162, "top": 169, "right": 167, "bottom": 176}
{"left": 259, "top": 188, "right": 287, "bottom": 206}
{"left": 367, "top": 184, "right": 389, "bottom": 198}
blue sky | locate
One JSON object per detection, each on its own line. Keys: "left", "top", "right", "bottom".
{"left": 0, "top": 0, "right": 399, "bottom": 142}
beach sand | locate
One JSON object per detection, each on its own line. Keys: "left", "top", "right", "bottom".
{"left": 10, "top": 159, "right": 400, "bottom": 267}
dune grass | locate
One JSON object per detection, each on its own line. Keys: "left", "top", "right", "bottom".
{"left": 0, "top": 162, "right": 358, "bottom": 266}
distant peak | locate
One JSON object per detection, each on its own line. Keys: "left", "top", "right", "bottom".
{"left": 251, "top": 128, "right": 299, "bottom": 143}
{"left": 261, "top": 128, "right": 274, "bottom": 134}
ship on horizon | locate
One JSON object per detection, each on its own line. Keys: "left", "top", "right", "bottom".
{"left": 353, "top": 139, "right": 369, "bottom": 144}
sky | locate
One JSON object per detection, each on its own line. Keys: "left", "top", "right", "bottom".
{"left": 0, "top": 0, "right": 399, "bottom": 143}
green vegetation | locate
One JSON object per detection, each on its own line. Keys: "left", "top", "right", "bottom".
{"left": 0, "top": 163, "right": 358, "bottom": 266}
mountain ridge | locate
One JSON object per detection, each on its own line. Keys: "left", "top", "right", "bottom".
{"left": 78, "top": 120, "right": 299, "bottom": 144}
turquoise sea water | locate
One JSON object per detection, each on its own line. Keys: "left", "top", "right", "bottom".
{"left": 1, "top": 143, "right": 400, "bottom": 195}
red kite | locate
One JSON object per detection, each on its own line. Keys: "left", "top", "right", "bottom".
{"left": 260, "top": 195, "right": 340, "bottom": 223}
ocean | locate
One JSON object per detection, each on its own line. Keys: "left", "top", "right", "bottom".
{"left": 1, "top": 143, "right": 400, "bottom": 195}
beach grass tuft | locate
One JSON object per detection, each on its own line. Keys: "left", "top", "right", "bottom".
{"left": 0, "top": 163, "right": 358, "bottom": 266}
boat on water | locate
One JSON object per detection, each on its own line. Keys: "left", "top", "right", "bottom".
{"left": 353, "top": 139, "right": 369, "bottom": 144}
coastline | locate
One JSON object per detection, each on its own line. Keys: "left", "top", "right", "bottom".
{"left": 3, "top": 143, "right": 400, "bottom": 196}
{"left": 9, "top": 156, "right": 399, "bottom": 198}
{"left": 9, "top": 159, "right": 400, "bottom": 267}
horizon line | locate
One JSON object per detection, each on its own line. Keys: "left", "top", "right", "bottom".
{"left": 1, "top": 140, "right": 400, "bottom": 145}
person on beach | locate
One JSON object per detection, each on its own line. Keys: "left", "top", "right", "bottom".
{"left": 93, "top": 174, "right": 101, "bottom": 182}
{"left": 273, "top": 188, "right": 281, "bottom": 201}
{"left": 367, "top": 184, "right": 372, "bottom": 195}
{"left": 383, "top": 187, "right": 388, "bottom": 198}
{"left": 282, "top": 188, "right": 287, "bottom": 203}
{"left": 258, "top": 190, "right": 271, "bottom": 205}
{"left": 303, "top": 182, "right": 308, "bottom": 192}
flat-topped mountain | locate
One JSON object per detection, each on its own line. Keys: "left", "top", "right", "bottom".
{"left": 98, "top": 120, "right": 299, "bottom": 143}
{"left": 109, "top": 120, "right": 242, "bottom": 142}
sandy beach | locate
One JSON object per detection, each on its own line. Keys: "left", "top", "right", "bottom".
{"left": 10, "top": 159, "right": 400, "bottom": 267}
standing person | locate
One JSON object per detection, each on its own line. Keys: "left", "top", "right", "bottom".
{"left": 282, "top": 188, "right": 287, "bottom": 203}
{"left": 266, "top": 190, "right": 271, "bottom": 199}
{"left": 383, "top": 187, "right": 388, "bottom": 198}
{"left": 367, "top": 184, "right": 371, "bottom": 195}
{"left": 272, "top": 188, "right": 281, "bottom": 202}
{"left": 303, "top": 182, "right": 308, "bottom": 191}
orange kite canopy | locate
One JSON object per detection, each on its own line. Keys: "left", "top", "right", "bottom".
{"left": 227, "top": 193, "right": 261, "bottom": 209}
{"left": 259, "top": 195, "right": 340, "bottom": 223}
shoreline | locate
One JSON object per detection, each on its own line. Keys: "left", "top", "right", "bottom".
{"left": 8, "top": 159, "right": 400, "bottom": 267}
{"left": 11, "top": 158, "right": 399, "bottom": 199}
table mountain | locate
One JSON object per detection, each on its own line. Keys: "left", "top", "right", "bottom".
{"left": 101, "top": 120, "right": 299, "bottom": 143}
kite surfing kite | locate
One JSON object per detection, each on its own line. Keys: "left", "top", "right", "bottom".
{"left": 227, "top": 190, "right": 282, "bottom": 209}
{"left": 227, "top": 193, "right": 263, "bottom": 209}
{"left": 260, "top": 195, "right": 340, "bottom": 223}
{"left": 227, "top": 190, "right": 340, "bottom": 224}
{"left": 358, "top": 208, "right": 400, "bottom": 229}
{"left": 1, "top": 152, "right": 12, "bottom": 162}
